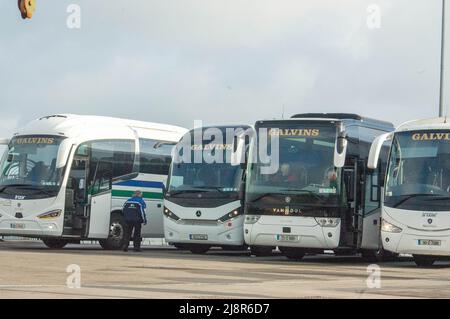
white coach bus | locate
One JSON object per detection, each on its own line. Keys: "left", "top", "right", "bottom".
{"left": 164, "top": 125, "right": 250, "bottom": 254}
{"left": 0, "top": 114, "right": 187, "bottom": 249}
{"left": 368, "top": 117, "right": 450, "bottom": 266}
{"left": 243, "top": 113, "right": 395, "bottom": 260}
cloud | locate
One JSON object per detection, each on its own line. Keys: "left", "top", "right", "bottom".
{"left": 0, "top": 0, "right": 447, "bottom": 139}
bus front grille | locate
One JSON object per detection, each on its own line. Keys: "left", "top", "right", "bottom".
{"left": 178, "top": 219, "right": 219, "bottom": 226}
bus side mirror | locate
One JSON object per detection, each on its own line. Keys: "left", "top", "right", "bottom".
{"left": 0, "top": 138, "right": 9, "bottom": 145}
{"left": 56, "top": 139, "right": 74, "bottom": 169}
{"left": 231, "top": 128, "right": 254, "bottom": 166}
{"left": 238, "top": 180, "right": 245, "bottom": 200}
{"left": 368, "top": 132, "right": 392, "bottom": 169}
{"left": 334, "top": 135, "right": 347, "bottom": 168}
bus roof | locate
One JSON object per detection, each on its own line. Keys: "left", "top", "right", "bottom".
{"left": 290, "top": 113, "right": 394, "bottom": 128}
{"left": 396, "top": 117, "right": 450, "bottom": 132}
{"left": 13, "top": 114, "right": 188, "bottom": 142}
{"left": 257, "top": 113, "right": 394, "bottom": 131}
{"left": 186, "top": 124, "right": 251, "bottom": 133}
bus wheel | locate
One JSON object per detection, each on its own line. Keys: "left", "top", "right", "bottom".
{"left": 280, "top": 247, "right": 305, "bottom": 261}
{"left": 42, "top": 238, "right": 68, "bottom": 249}
{"left": 172, "top": 243, "right": 189, "bottom": 250}
{"left": 221, "top": 245, "right": 247, "bottom": 251}
{"left": 189, "top": 245, "right": 210, "bottom": 254}
{"left": 250, "top": 246, "right": 274, "bottom": 257}
{"left": 413, "top": 255, "right": 436, "bottom": 267}
{"left": 361, "top": 249, "right": 398, "bottom": 263}
{"left": 99, "top": 214, "right": 126, "bottom": 250}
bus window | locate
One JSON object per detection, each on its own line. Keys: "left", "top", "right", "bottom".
{"left": 90, "top": 140, "right": 135, "bottom": 178}
{"left": 139, "top": 139, "right": 175, "bottom": 175}
{"left": 75, "top": 140, "right": 135, "bottom": 184}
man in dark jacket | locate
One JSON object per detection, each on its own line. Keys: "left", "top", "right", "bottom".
{"left": 122, "top": 190, "right": 147, "bottom": 252}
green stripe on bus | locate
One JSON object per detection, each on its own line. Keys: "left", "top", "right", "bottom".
{"left": 112, "top": 190, "right": 163, "bottom": 200}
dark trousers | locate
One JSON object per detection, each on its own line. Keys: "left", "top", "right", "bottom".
{"left": 123, "top": 221, "right": 142, "bottom": 249}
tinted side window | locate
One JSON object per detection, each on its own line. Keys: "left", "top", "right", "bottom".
{"left": 77, "top": 140, "right": 135, "bottom": 181}
{"left": 139, "top": 139, "right": 175, "bottom": 175}
{"left": 91, "top": 140, "right": 135, "bottom": 178}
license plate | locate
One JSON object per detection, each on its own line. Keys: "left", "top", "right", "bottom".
{"left": 276, "top": 234, "right": 299, "bottom": 242}
{"left": 10, "top": 223, "right": 25, "bottom": 229}
{"left": 418, "top": 239, "right": 441, "bottom": 246}
{"left": 190, "top": 234, "right": 208, "bottom": 240}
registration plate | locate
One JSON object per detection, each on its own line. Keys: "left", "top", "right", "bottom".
{"left": 418, "top": 239, "right": 441, "bottom": 246}
{"left": 10, "top": 223, "right": 25, "bottom": 229}
{"left": 190, "top": 234, "right": 208, "bottom": 240}
{"left": 276, "top": 234, "right": 299, "bottom": 242}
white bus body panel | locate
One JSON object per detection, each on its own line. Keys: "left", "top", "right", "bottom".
{"left": 244, "top": 216, "right": 341, "bottom": 249}
{"left": 0, "top": 196, "right": 64, "bottom": 237}
{"left": 88, "top": 192, "right": 112, "bottom": 239}
{"left": 111, "top": 175, "right": 170, "bottom": 238}
{"left": 382, "top": 206, "right": 450, "bottom": 256}
{"left": 360, "top": 209, "right": 381, "bottom": 249}
{"left": 164, "top": 200, "right": 244, "bottom": 246}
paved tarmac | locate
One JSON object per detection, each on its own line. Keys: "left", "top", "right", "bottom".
{"left": 1, "top": 240, "right": 449, "bottom": 299}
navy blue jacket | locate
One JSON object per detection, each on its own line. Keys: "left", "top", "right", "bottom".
{"left": 123, "top": 196, "right": 147, "bottom": 224}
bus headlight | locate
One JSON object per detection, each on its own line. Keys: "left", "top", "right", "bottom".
{"left": 244, "top": 215, "right": 261, "bottom": 224}
{"left": 218, "top": 209, "right": 243, "bottom": 223}
{"left": 37, "top": 209, "right": 62, "bottom": 220}
{"left": 163, "top": 207, "right": 180, "bottom": 221}
{"left": 315, "top": 217, "right": 340, "bottom": 227}
{"left": 381, "top": 219, "right": 402, "bottom": 233}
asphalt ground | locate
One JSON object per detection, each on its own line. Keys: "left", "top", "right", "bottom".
{"left": 1, "top": 240, "right": 449, "bottom": 299}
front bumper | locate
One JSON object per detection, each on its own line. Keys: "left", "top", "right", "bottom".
{"left": 0, "top": 218, "right": 61, "bottom": 237}
{"left": 244, "top": 220, "right": 341, "bottom": 249}
{"left": 164, "top": 217, "right": 244, "bottom": 246}
{"left": 382, "top": 230, "right": 450, "bottom": 256}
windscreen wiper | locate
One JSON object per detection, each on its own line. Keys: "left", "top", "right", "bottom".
{"left": 0, "top": 184, "right": 32, "bottom": 193}
{"left": 393, "top": 194, "right": 440, "bottom": 208}
{"left": 167, "top": 188, "right": 211, "bottom": 196}
{"left": 279, "top": 188, "right": 327, "bottom": 203}
{"left": 193, "top": 186, "right": 225, "bottom": 193}
{"left": 248, "top": 193, "right": 278, "bottom": 203}
{"left": 424, "top": 195, "right": 450, "bottom": 201}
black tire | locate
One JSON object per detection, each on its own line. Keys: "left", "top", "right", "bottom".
{"left": 250, "top": 246, "right": 274, "bottom": 257}
{"left": 280, "top": 247, "right": 306, "bottom": 261}
{"left": 172, "top": 243, "right": 189, "bottom": 250}
{"left": 413, "top": 255, "right": 436, "bottom": 267}
{"left": 42, "top": 238, "right": 68, "bottom": 249}
{"left": 189, "top": 245, "right": 211, "bottom": 254}
{"left": 99, "top": 213, "right": 126, "bottom": 250}
{"left": 361, "top": 248, "right": 398, "bottom": 263}
{"left": 221, "top": 245, "right": 248, "bottom": 251}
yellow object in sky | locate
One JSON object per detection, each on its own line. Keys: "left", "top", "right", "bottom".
{"left": 18, "top": 0, "right": 36, "bottom": 19}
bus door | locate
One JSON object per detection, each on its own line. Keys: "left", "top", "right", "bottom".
{"left": 360, "top": 163, "right": 383, "bottom": 250}
{"left": 87, "top": 161, "right": 113, "bottom": 239}
{"left": 341, "top": 158, "right": 362, "bottom": 247}
{"left": 63, "top": 156, "right": 89, "bottom": 237}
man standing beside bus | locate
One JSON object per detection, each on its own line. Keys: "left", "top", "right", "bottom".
{"left": 122, "top": 190, "right": 147, "bottom": 252}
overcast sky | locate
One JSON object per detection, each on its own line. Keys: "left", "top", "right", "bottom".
{"left": 0, "top": 0, "right": 448, "bottom": 142}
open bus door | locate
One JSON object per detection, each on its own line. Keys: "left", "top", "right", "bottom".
{"left": 87, "top": 161, "right": 113, "bottom": 239}
{"left": 341, "top": 158, "right": 364, "bottom": 248}
{"left": 64, "top": 156, "right": 89, "bottom": 237}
